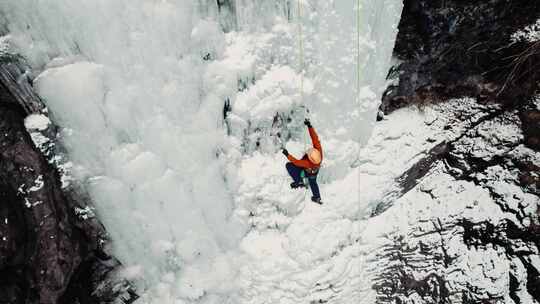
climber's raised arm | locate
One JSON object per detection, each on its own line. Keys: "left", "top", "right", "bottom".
{"left": 305, "top": 119, "right": 322, "bottom": 156}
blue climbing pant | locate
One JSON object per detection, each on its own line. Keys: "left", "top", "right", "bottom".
{"left": 286, "top": 162, "right": 321, "bottom": 199}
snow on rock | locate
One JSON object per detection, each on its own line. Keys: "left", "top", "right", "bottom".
{"left": 28, "top": 175, "right": 44, "bottom": 192}
{"left": 451, "top": 112, "right": 523, "bottom": 161}
{"left": 365, "top": 98, "right": 540, "bottom": 303}
{"left": 0, "top": 35, "right": 11, "bottom": 55}
{"left": 512, "top": 18, "right": 540, "bottom": 43}
{"left": 23, "top": 112, "right": 75, "bottom": 193}
{"left": 24, "top": 114, "right": 50, "bottom": 131}
{"left": 510, "top": 144, "right": 540, "bottom": 167}
{"left": 27, "top": 132, "right": 50, "bottom": 153}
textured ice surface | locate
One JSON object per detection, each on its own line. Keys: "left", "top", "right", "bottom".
{"left": 1, "top": 0, "right": 403, "bottom": 302}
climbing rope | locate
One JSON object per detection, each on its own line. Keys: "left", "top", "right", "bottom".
{"left": 356, "top": 0, "right": 360, "bottom": 97}
{"left": 356, "top": 3, "right": 364, "bottom": 303}
{"left": 297, "top": 0, "right": 304, "bottom": 105}
{"left": 296, "top": 0, "right": 309, "bottom": 152}
{"left": 294, "top": 1, "right": 312, "bottom": 201}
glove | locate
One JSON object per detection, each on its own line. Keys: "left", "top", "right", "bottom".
{"left": 282, "top": 149, "right": 289, "bottom": 157}
{"left": 304, "top": 118, "right": 312, "bottom": 128}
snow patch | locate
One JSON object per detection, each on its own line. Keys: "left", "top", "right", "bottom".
{"left": 512, "top": 19, "right": 540, "bottom": 43}
{"left": 24, "top": 114, "right": 50, "bottom": 131}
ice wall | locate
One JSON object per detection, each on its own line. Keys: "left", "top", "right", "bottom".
{"left": 304, "top": 0, "right": 404, "bottom": 144}
{"left": 2, "top": 1, "right": 244, "bottom": 302}
{"left": 214, "top": 0, "right": 403, "bottom": 152}
{"left": 1, "top": 0, "right": 403, "bottom": 302}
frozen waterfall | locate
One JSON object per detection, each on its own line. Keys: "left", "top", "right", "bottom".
{"left": 1, "top": 0, "right": 402, "bottom": 303}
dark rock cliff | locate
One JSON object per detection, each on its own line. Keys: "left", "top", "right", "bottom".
{"left": 383, "top": 0, "right": 540, "bottom": 113}
{"left": 0, "top": 61, "right": 136, "bottom": 304}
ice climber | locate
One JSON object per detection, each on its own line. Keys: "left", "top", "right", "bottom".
{"left": 282, "top": 119, "right": 323, "bottom": 204}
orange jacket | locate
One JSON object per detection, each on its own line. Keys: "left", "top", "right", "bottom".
{"left": 287, "top": 127, "right": 323, "bottom": 169}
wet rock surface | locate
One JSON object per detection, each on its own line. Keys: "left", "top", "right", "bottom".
{"left": 0, "top": 61, "right": 135, "bottom": 304}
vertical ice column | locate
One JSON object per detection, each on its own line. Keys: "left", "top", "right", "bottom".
{"left": 197, "top": 0, "right": 292, "bottom": 31}
{"left": 235, "top": 0, "right": 292, "bottom": 30}
{"left": 297, "top": 0, "right": 403, "bottom": 145}
{"left": 358, "top": 0, "right": 404, "bottom": 113}
{"left": 1, "top": 0, "right": 245, "bottom": 301}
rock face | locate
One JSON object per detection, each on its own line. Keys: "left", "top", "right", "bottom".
{"left": 0, "top": 61, "right": 135, "bottom": 304}
{"left": 382, "top": 0, "right": 540, "bottom": 114}
{"left": 372, "top": 0, "right": 540, "bottom": 303}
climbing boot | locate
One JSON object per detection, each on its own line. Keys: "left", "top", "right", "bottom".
{"left": 290, "top": 182, "right": 306, "bottom": 189}
{"left": 311, "top": 196, "right": 322, "bottom": 204}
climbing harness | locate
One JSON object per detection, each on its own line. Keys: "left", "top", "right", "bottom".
{"left": 304, "top": 167, "right": 319, "bottom": 175}
{"left": 301, "top": 168, "right": 318, "bottom": 183}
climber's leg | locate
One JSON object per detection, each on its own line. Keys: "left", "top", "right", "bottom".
{"left": 286, "top": 162, "right": 302, "bottom": 183}
{"left": 308, "top": 176, "right": 321, "bottom": 203}
{"left": 286, "top": 162, "right": 305, "bottom": 188}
